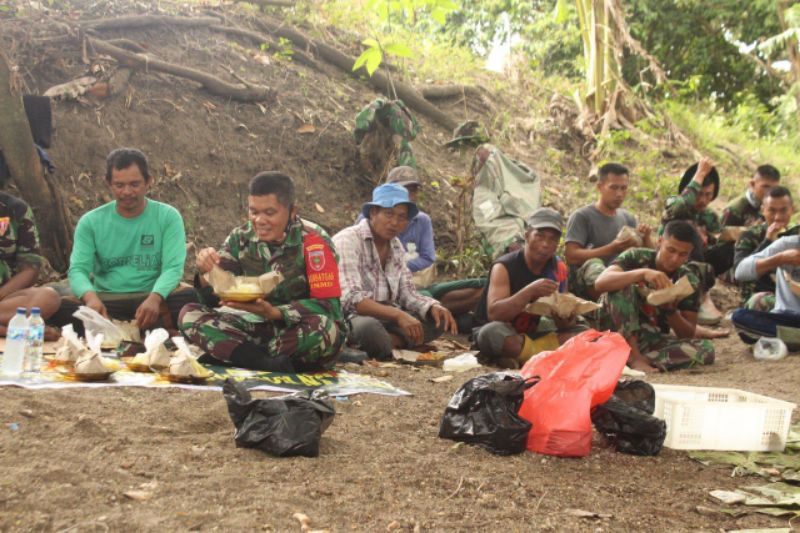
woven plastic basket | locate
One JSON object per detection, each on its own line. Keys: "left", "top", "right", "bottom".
{"left": 652, "top": 384, "right": 796, "bottom": 451}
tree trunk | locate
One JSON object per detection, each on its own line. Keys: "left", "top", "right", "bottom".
{"left": 0, "top": 52, "right": 72, "bottom": 272}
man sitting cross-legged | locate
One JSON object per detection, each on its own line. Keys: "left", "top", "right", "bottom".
{"left": 333, "top": 183, "right": 457, "bottom": 360}
{"left": 732, "top": 233, "right": 800, "bottom": 342}
{"left": 473, "top": 208, "right": 586, "bottom": 368}
{"left": 53, "top": 148, "right": 196, "bottom": 333}
{"left": 594, "top": 220, "right": 715, "bottom": 373}
{"left": 180, "top": 171, "right": 346, "bottom": 372}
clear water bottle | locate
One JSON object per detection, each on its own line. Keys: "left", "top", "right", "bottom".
{"left": 25, "top": 307, "right": 45, "bottom": 372}
{"left": 1, "top": 308, "right": 29, "bottom": 376}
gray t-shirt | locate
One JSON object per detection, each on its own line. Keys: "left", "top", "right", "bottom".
{"left": 565, "top": 205, "right": 636, "bottom": 265}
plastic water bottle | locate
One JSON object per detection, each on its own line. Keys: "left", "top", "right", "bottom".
{"left": 25, "top": 307, "right": 45, "bottom": 372}
{"left": 1, "top": 308, "right": 29, "bottom": 376}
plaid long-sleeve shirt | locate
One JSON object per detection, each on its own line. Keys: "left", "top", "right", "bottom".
{"left": 332, "top": 219, "right": 437, "bottom": 317}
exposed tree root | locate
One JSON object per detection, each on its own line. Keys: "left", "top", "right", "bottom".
{"left": 84, "top": 15, "right": 221, "bottom": 31}
{"left": 86, "top": 37, "right": 274, "bottom": 102}
{"left": 254, "top": 17, "right": 458, "bottom": 131}
{"left": 209, "top": 24, "right": 321, "bottom": 71}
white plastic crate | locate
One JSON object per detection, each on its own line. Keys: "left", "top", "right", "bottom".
{"left": 652, "top": 384, "right": 796, "bottom": 452}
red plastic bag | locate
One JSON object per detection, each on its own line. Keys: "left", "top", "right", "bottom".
{"left": 517, "top": 329, "right": 630, "bottom": 457}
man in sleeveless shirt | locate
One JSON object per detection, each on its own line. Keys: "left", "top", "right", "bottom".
{"left": 473, "top": 208, "right": 584, "bottom": 368}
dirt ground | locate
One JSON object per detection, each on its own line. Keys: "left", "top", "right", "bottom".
{"left": 1, "top": 3, "right": 797, "bottom": 531}
{"left": 2, "top": 314, "right": 799, "bottom": 532}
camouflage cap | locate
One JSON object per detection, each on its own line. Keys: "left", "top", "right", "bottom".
{"left": 445, "top": 120, "right": 489, "bottom": 147}
{"left": 525, "top": 207, "right": 564, "bottom": 233}
{"left": 386, "top": 166, "right": 421, "bottom": 188}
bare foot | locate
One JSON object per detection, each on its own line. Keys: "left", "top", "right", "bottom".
{"left": 628, "top": 356, "right": 659, "bottom": 373}
{"left": 694, "top": 325, "right": 730, "bottom": 339}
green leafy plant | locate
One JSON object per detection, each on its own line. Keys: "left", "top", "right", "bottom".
{"left": 352, "top": 0, "right": 458, "bottom": 76}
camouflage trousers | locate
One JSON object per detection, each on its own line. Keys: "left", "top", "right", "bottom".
{"left": 568, "top": 258, "right": 605, "bottom": 301}
{"left": 745, "top": 292, "right": 776, "bottom": 312}
{"left": 601, "top": 285, "right": 715, "bottom": 370}
{"left": 179, "top": 304, "right": 345, "bottom": 370}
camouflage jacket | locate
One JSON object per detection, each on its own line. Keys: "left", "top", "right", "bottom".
{"left": 721, "top": 192, "right": 763, "bottom": 228}
{"left": 733, "top": 222, "right": 800, "bottom": 299}
{"left": 354, "top": 98, "right": 420, "bottom": 168}
{"left": 612, "top": 248, "right": 702, "bottom": 330}
{"left": 0, "top": 192, "right": 44, "bottom": 285}
{"left": 204, "top": 217, "right": 344, "bottom": 328}
{"left": 660, "top": 180, "right": 721, "bottom": 238}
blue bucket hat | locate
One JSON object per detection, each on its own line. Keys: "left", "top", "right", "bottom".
{"left": 361, "top": 183, "right": 419, "bottom": 220}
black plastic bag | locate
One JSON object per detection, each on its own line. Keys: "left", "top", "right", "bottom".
{"left": 591, "top": 380, "right": 666, "bottom": 456}
{"left": 612, "top": 379, "right": 656, "bottom": 414}
{"left": 222, "top": 379, "right": 335, "bottom": 457}
{"left": 438, "top": 372, "right": 538, "bottom": 455}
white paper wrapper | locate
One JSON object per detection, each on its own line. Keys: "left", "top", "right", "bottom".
{"left": 719, "top": 226, "right": 746, "bottom": 243}
{"left": 132, "top": 328, "right": 171, "bottom": 368}
{"left": 54, "top": 324, "right": 89, "bottom": 363}
{"left": 525, "top": 292, "right": 600, "bottom": 318}
{"left": 617, "top": 225, "right": 643, "bottom": 247}
{"left": 74, "top": 332, "right": 112, "bottom": 374}
{"left": 644, "top": 276, "right": 695, "bottom": 306}
{"left": 205, "top": 266, "right": 283, "bottom": 300}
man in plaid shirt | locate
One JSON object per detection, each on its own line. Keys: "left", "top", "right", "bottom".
{"left": 333, "top": 183, "right": 457, "bottom": 360}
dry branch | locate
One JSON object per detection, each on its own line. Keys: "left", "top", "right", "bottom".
{"left": 418, "top": 84, "right": 482, "bottom": 100}
{"left": 84, "top": 15, "right": 220, "bottom": 31}
{"left": 254, "top": 17, "right": 458, "bottom": 131}
{"left": 105, "top": 38, "right": 146, "bottom": 53}
{"left": 87, "top": 37, "right": 274, "bottom": 101}
{"left": 209, "top": 24, "right": 321, "bottom": 71}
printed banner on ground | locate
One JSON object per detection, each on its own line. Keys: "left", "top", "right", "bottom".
{"left": 0, "top": 365, "right": 411, "bottom": 397}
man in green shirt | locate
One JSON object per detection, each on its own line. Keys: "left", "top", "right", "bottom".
{"left": 53, "top": 148, "right": 195, "bottom": 331}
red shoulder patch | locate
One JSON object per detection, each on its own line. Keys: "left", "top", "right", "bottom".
{"left": 303, "top": 231, "right": 341, "bottom": 299}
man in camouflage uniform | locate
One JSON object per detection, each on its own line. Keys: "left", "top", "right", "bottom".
{"left": 354, "top": 98, "right": 420, "bottom": 169}
{"left": 0, "top": 192, "right": 61, "bottom": 336}
{"left": 179, "top": 172, "right": 345, "bottom": 372}
{"left": 721, "top": 164, "right": 781, "bottom": 227}
{"left": 595, "top": 220, "right": 715, "bottom": 373}
{"left": 733, "top": 186, "right": 797, "bottom": 311}
{"left": 660, "top": 158, "right": 725, "bottom": 325}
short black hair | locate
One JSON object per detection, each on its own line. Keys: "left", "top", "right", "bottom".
{"left": 755, "top": 164, "right": 780, "bottom": 182}
{"left": 766, "top": 185, "right": 792, "bottom": 202}
{"left": 598, "top": 162, "right": 629, "bottom": 182}
{"left": 663, "top": 220, "right": 696, "bottom": 245}
{"left": 249, "top": 171, "right": 295, "bottom": 207}
{"left": 106, "top": 148, "right": 150, "bottom": 182}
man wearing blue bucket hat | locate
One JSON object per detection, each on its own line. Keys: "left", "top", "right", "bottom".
{"left": 333, "top": 183, "right": 457, "bottom": 360}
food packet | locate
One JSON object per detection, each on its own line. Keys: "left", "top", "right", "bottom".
{"left": 205, "top": 266, "right": 283, "bottom": 300}
{"left": 526, "top": 292, "right": 600, "bottom": 318}
{"left": 53, "top": 324, "right": 89, "bottom": 364}
{"left": 131, "top": 328, "right": 171, "bottom": 369}
{"left": 74, "top": 332, "right": 114, "bottom": 374}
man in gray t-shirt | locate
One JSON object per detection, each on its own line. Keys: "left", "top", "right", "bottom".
{"left": 565, "top": 163, "right": 653, "bottom": 300}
